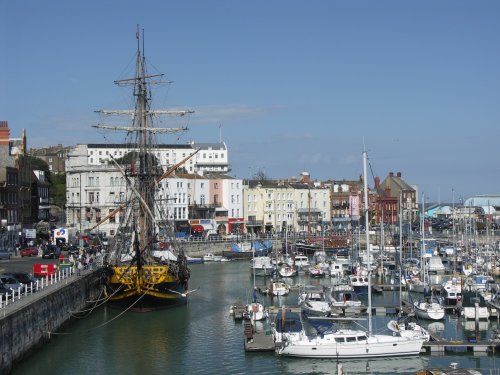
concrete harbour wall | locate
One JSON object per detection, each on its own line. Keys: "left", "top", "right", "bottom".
{"left": 0, "top": 271, "right": 103, "bottom": 374}
{"left": 183, "top": 241, "right": 230, "bottom": 257}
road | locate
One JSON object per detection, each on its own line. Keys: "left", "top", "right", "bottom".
{"left": 0, "top": 255, "right": 59, "bottom": 275}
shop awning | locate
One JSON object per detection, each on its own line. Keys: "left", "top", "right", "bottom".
{"left": 191, "top": 224, "right": 204, "bottom": 233}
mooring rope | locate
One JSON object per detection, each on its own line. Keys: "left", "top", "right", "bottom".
{"left": 45, "top": 292, "right": 147, "bottom": 336}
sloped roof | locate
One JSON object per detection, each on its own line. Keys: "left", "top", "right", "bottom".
{"left": 464, "top": 195, "right": 500, "bottom": 207}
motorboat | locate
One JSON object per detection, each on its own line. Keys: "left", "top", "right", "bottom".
{"left": 387, "top": 316, "right": 430, "bottom": 341}
{"left": 202, "top": 253, "right": 215, "bottom": 262}
{"left": 245, "top": 301, "right": 268, "bottom": 321}
{"left": 441, "top": 277, "right": 462, "bottom": 304}
{"left": 293, "top": 255, "right": 310, "bottom": 271}
{"left": 298, "top": 287, "right": 332, "bottom": 317}
{"left": 329, "top": 289, "right": 367, "bottom": 316}
{"left": 349, "top": 274, "right": 369, "bottom": 294}
{"left": 427, "top": 256, "right": 446, "bottom": 274}
{"left": 413, "top": 296, "right": 445, "bottom": 320}
{"left": 278, "top": 264, "right": 297, "bottom": 278}
{"left": 268, "top": 279, "right": 290, "bottom": 296}
{"left": 250, "top": 256, "right": 274, "bottom": 277}
{"left": 308, "top": 265, "right": 326, "bottom": 278}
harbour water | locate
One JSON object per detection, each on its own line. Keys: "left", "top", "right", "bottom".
{"left": 12, "top": 261, "right": 499, "bottom": 375}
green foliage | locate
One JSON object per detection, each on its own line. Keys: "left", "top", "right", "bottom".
{"left": 27, "top": 156, "right": 49, "bottom": 172}
{"left": 111, "top": 151, "right": 160, "bottom": 166}
{"left": 111, "top": 151, "right": 139, "bottom": 165}
{"left": 49, "top": 173, "right": 66, "bottom": 207}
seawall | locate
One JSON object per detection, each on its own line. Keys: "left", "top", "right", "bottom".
{"left": 0, "top": 271, "right": 104, "bottom": 374}
{"left": 182, "top": 241, "right": 231, "bottom": 257}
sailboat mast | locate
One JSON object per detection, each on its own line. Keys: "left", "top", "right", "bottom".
{"left": 363, "top": 150, "right": 372, "bottom": 334}
{"left": 307, "top": 188, "right": 311, "bottom": 243}
{"left": 399, "top": 192, "right": 403, "bottom": 315}
{"left": 421, "top": 192, "right": 425, "bottom": 289}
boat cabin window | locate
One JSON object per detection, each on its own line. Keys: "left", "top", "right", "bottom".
{"left": 357, "top": 336, "right": 367, "bottom": 341}
{"left": 335, "top": 337, "right": 345, "bottom": 343}
{"left": 346, "top": 337, "right": 357, "bottom": 343}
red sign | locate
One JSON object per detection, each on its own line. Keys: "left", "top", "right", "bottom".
{"left": 33, "top": 264, "right": 58, "bottom": 277}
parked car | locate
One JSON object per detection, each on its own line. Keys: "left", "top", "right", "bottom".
{"left": 0, "top": 275, "right": 23, "bottom": 291}
{"left": 42, "top": 245, "right": 61, "bottom": 259}
{"left": 4, "top": 272, "right": 38, "bottom": 292}
{"left": 20, "top": 247, "right": 39, "bottom": 257}
{"left": 0, "top": 249, "right": 11, "bottom": 260}
{"left": 0, "top": 283, "right": 12, "bottom": 296}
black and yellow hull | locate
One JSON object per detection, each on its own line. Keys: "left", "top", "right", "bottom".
{"left": 106, "top": 265, "right": 188, "bottom": 312}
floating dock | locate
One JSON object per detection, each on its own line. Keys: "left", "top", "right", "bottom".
{"left": 421, "top": 339, "right": 499, "bottom": 355}
{"left": 234, "top": 302, "right": 500, "bottom": 354}
{"left": 243, "top": 321, "right": 275, "bottom": 352}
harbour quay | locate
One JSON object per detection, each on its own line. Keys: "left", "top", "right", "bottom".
{"left": 0, "top": 267, "right": 103, "bottom": 374}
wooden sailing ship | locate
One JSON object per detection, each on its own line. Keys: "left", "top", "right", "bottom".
{"left": 94, "top": 29, "right": 194, "bottom": 312}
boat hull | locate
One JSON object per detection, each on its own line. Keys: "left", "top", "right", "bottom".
{"left": 413, "top": 304, "right": 445, "bottom": 320}
{"left": 106, "top": 265, "right": 189, "bottom": 312}
{"left": 278, "top": 335, "right": 424, "bottom": 358}
{"left": 106, "top": 291, "right": 187, "bottom": 312}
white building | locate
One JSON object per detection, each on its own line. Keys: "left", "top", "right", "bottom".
{"left": 66, "top": 142, "right": 231, "bottom": 237}
{"left": 85, "top": 142, "right": 229, "bottom": 175}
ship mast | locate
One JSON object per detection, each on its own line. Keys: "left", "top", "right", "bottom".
{"left": 94, "top": 27, "right": 193, "bottom": 266}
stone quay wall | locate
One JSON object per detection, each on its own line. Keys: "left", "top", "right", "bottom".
{"left": 182, "top": 241, "right": 231, "bottom": 257}
{"left": 0, "top": 271, "right": 103, "bottom": 374}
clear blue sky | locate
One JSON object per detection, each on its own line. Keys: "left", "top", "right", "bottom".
{"left": 1, "top": 1, "right": 499, "bottom": 203}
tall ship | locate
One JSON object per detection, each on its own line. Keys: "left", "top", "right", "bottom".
{"left": 95, "top": 29, "right": 193, "bottom": 312}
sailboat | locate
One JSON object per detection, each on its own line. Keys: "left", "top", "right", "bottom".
{"left": 276, "top": 151, "right": 425, "bottom": 358}
{"left": 245, "top": 246, "right": 268, "bottom": 321}
{"left": 95, "top": 29, "right": 193, "bottom": 312}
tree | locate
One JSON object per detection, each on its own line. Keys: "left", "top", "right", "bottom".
{"left": 26, "top": 156, "right": 49, "bottom": 172}
{"left": 49, "top": 173, "right": 66, "bottom": 208}
{"left": 253, "top": 169, "right": 268, "bottom": 184}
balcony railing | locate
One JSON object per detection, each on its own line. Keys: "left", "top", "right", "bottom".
{"left": 246, "top": 220, "right": 264, "bottom": 226}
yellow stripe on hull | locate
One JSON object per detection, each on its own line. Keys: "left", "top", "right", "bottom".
{"left": 108, "top": 265, "right": 184, "bottom": 302}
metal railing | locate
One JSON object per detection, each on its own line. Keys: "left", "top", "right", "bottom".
{"left": 0, "top": 257, "right": 102, "bottom": 311}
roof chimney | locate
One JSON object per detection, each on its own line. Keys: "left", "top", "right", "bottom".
{"left": 0, "top": 121, "right": 10, "bottom": 146}
{"left": 375, "top": 176, "right": 380, "bottom": 188}
{"left": 389, "top": 172, "right": 394, "bottom": 177}
{"left": 397, "top": 172, "right": 401, "bottom": 178}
